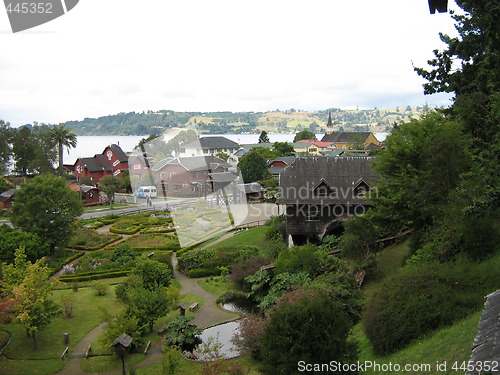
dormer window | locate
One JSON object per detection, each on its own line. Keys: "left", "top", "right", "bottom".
{"left": 353, "top": 179, "right": 371, "bottom": 198}
{"left": 313, "top": 180, "right": 332, "bottom": 198}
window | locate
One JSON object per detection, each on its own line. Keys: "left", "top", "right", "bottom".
{"left": 314, "top": 182, "right": 331, "bottom": 198}
{"left": 133, "top": 164, "right": 141, "bottom": 170}
{"left": 170, "top": 173, "right": 176, "bottom": 179}
{"left": 306, "top": 205, "right": 321, "bottom": 222}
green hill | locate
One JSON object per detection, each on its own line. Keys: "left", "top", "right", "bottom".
{"left": 65, "top": 107, "right": 426, "bottom": 135}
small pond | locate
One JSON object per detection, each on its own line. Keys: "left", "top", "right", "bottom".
{"left": 198, "top": 321, "right": 240, "bottom": 360}
{"left": 220, "top": 297, "right": 260, "bottom": 314}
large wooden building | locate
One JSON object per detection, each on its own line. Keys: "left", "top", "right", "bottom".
{"left": 278, "top": 157, "right": 378, "bottom": 245}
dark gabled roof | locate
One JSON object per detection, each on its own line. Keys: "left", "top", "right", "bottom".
{"left": 278, "top": 157, "right": 378, "bottom": 204}
{"left": 269, "top": 166, "right": 285, "bottom": 175}
{"left": 183, "top": 136, "right": 240, "bottom": 149}
{"left": 78, "top": 157, "right": 105, "bottom": 173}
{"left": 94, "top": 154, "right": 113, "bottom": 172}
{"left": 111, "top": 333, "right": 133, "bottom": 348}
{"left": 467, "top": 289, "right": 500, "bottom": 374}
{"left": 321, "top": 150, "right": 344, "bottom": 157}
{"left": 321, "top": 132, "right": 372, "bottom": 143}
{"left": 105, "top": 144, "right": 128, "bottom": 163}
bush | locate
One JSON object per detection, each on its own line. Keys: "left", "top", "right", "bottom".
{"left": 177, "top": 246, "right": 259, "bottom": 273}
{"left": 110, "top": 244, "right": 136, "bottom": 264}
{"left": 364, "top": 259, "right": 500, "bottom": 355}
{"left": 91, "top": 280, "right": 109, "bottom": 296}
{"left": 259, "top": 289, "right": 357, "bottom": 375}
{"left": 229, "top": 256, "right": 273, "bottom": 291}
{"left": 187, "top": 268, "right": 222, "bottom": 278}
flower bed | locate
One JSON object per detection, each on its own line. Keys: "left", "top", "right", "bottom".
{"left": 67, "top": 230, "right": 122, "bottom": 250}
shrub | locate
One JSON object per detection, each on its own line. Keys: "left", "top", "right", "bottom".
{"left": 259, "top": 289, "right": 357, "bottom": 375}
{"left": 110, "top": 243, "right": 136, "bottom": 264}
{"left": 177, "top": 246, "right": 259, "bottom": 273}
{"left": 229, "top": 256, "right": 274, "bottom": 291}
{"left": 91, "top": 280, "right": 109, "bottom": 296}
{"left": 187, "top": 268, "right": 222, "bottom": 278}
{"left": 364, "top": 259, "right": 500, "bottom": 355}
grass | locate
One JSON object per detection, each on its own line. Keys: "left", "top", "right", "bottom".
{"left": 133, "top": 353, "right": 263, "bottom": 375}
{"left": 198, "top": 277, "right": 236, "bottom": 296}
{"left": 0, "top": 285, "right": 123, "bottom": 375}
{"left": 208, "top": 226, "right": 269, "bottom": 252}
{"left": 81, "top": 292, "right": 204, "bottom": 373}
{"left": 362, "top": 240, "right": 410, "bottom": 300}
{"left": 353, "top": 310, "right": 482, "bottom": 374}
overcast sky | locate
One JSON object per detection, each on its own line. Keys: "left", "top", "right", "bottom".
{"left": 0, "top": 0, "right": 460, "bottom": 126}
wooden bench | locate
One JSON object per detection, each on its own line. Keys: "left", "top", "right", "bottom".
{"left": 189, "top": 302, "right": 199, "bottom": 312}
{"left": 157, "top": 325, "right": 168, "bottom": 335}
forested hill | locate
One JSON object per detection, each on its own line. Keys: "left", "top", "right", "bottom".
{"left": 66, "top": 107, "right": 426, "bottom": 135}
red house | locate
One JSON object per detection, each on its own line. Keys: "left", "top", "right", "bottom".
{"left": 69, "top": 184, "right": 102, "bottom": 206}
{"left": 74, "top": 144, "right": 128, "bottom": 185}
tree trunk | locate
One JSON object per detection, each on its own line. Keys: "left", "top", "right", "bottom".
{"left": 58, "top": 142, "right": 63, "bottom": 174}
{"left": 32, "top": 332, "right": 37, "bottom": 351}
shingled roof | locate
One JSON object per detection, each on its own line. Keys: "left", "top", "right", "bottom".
{"left": 78, "top": 157, "right": 106, "bottom": 173}
{"left": 278, "top": 157, "right": 378, "bottom": 205}
{"left": 183, "top": 136, "right": 240, "bottom": 149}
{"left": 467, "top": 289, "right": 500, "bottom": 374}
{"left": 94, "top": 154, "right": 113, "bottom": 172}
{"left": 107, "top": 144, "right": 129, "bottom": 162}
{"left": 321, "top": 132, "right": 372, "bottom": 144}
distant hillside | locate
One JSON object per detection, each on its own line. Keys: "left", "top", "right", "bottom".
{"left": 66, "top": 107, "right": 426, "bottom": 135}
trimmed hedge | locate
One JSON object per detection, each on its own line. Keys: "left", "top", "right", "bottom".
{"left": 67, "top": 235, "right": 122, "bottom": 251}
{"left": 141, "top": 227, "right": 176, "bottom": 234}
{"left": 63, "top": 251, "right": 85, "bottom": 264}
{"left": 109, "top": 225, "right": 142, "bottom": 235}
{"left": 187, "top": 267, "right": 223, "bottom": 278}
{"left": 59, "top": 269, "right": 130, "bottom": 282}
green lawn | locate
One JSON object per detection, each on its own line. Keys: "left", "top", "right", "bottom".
{"left": 198, "top": 276, "right": 237, "bottom": 296}
{"left": 0, "top": 285, "right": 123, "bottom": 375}
{"left": 208, "top": 226, "right": 270, "bottom": 252}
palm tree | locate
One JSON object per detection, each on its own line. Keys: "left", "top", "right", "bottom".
{"left": 50, "top": 123, "right": 77, "bottom": 174}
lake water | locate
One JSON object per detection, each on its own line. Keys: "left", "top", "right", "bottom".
{"left": 67, "top": 133, "right": 320, "bottom": 165}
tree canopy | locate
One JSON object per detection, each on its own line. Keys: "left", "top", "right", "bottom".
{"left": 10, "top": 175, "right": 83, "bottom": 253}
{"left": 293, "top": 129, "right": 316, "bottom": 142}
{"left": 237, "top": 150, "right": 271, "bottom": 183}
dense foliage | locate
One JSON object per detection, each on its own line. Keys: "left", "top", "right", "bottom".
{"left": 258, "top": 289, "right": 357, "bottom": 375}
{"left": 364, "top": 258, "right": 500, "bottom": 355}
{"left": 10, "top": 175, "right": 83, "bottom": 253}
{"left": 238, "top": 150, "right": 271, "bottom": 183}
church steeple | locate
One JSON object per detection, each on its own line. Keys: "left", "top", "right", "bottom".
{"left": 326, "top": 112, "right": 333, "bottom": 134}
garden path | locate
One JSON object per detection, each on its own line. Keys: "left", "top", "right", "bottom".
{"left": 52, "top": 254, "right": 236, "bottom": 374}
